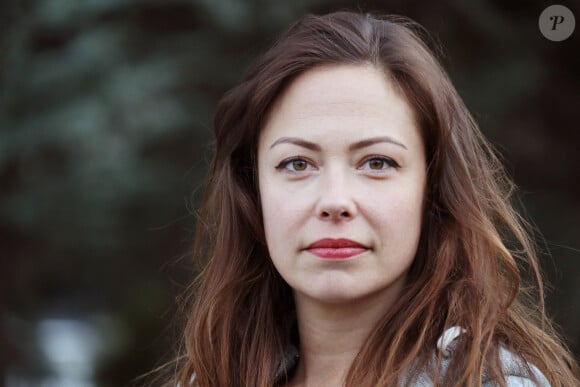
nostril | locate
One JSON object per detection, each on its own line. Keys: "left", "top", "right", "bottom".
{"left": 318, "top": 204, "right": 355, "bottom": 220}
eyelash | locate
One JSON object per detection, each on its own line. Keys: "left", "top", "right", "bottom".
{"left": 361, "top": 155, "right": 400, "bottom": 171}
{"left": 275, "top": 157, "right": 315, "bottom": 173}
{"left": 274, "top": 155, "right": 400, "bottom": 173}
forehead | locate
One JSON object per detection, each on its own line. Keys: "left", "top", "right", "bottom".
{"left": 261, "top": 64, "right": 420, "bottom": 144}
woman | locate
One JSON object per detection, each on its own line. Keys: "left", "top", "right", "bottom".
{"left": 170, "top": 11, "right": 580, "bottom": 386}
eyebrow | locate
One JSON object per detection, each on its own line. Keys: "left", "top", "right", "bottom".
{"left": 269, "top": 137, "right": 321, "bottom": 151}
{"left": 269, "top": 135, "right": 407, "bottom": 151}
{"left": 348, "top": 136, "right": 407, "bottom": 151}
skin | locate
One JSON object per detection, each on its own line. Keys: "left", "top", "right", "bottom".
{"left": 257, "top": 64, "right": 427, "bottom": 386}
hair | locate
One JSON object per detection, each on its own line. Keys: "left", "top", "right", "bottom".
{"left": 166, "top": 11, "right": 580, "bottom": 387}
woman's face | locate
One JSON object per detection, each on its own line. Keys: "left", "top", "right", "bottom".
{"left": 258, "top": 64, "right": 426, "bottom": 306}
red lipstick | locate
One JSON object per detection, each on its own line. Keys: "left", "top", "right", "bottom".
{"left": 306, "top": 238, "right": 368, "bottom": 259}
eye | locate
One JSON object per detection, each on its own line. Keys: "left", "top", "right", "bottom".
{"left": 360, "top": 156, "right": 399, "bottom": 171}
{"left": 275, "top": 157, "right": 315, "bottom": 173}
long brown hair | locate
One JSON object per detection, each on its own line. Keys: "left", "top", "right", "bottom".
{"left": 169, "top": 11, "right": 579, "bottom": 386}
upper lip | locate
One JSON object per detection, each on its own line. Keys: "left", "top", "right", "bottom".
{"left": 306, "top": 238, "right": 367, "bottom": 249}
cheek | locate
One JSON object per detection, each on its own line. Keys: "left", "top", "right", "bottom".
{"left": 260, "top": 192, "right": 303, "bottom": 272}
{"left": 369, "top": 185, "right": 425, "bottom": 236}
{"left": 259, "top": 180, "right": 301, "bottom": 249}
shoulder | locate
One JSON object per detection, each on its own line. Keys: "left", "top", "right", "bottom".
{"left": 481, "top": 346, "right": 550, "bottom": 386}
{"left": 434, "top": 327, "right": 551, "bottom": 386}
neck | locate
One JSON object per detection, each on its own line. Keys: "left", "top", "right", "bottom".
{"left": 288, "top": 291, "right": 398, "bottom": 387}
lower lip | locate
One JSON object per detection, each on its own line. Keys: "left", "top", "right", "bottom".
{"left": 307, "top": 247, "right": 368, "bottom": 259}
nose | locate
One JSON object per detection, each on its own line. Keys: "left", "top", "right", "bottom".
{"left": 315, "top": 168, "right": 358, "bottom": 221}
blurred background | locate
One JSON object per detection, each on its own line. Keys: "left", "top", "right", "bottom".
{"left": 0, "top": 0, "right": 578, "bottom": 385}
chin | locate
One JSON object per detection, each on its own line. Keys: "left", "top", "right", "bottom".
{"left": 296, "top": 281, "right": 374, "bottom": 305}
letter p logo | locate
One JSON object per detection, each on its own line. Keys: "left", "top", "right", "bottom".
{"left": 539, "top": 5, "right": 575, "bottom": 41}
{"left": 550, "top": 15, "right": 565, "bottom": 30}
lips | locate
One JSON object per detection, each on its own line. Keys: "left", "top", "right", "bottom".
{"left": 305, "top": 238, "right": 369, "bottom": 259}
